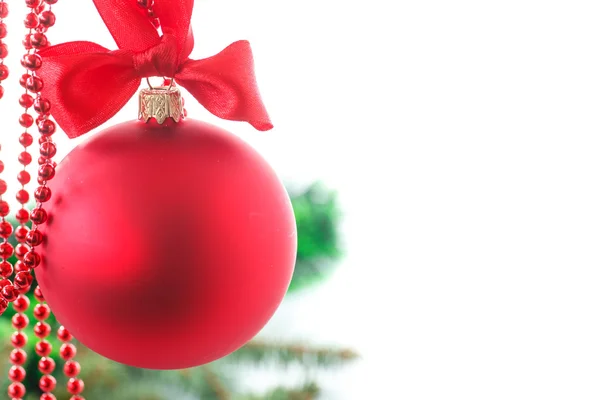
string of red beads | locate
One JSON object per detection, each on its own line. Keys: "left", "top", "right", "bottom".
{"left": 25, "top": 1, "right": 62, "bottom": 399}
{"left": 33, "top": 286, "right": 57, "bottom": 400}
{"left": 8, "top": 295, "right": 30, "bottom": 399}
{"left": 0, "top": 0, "right": 16, "bottom": 318}
{"left": 58, "top": 325, "right": 85, "bottom": 399}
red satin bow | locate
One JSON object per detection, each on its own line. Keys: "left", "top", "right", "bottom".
{"left": 37, "top": 0, "right": 273, "bottom": 138}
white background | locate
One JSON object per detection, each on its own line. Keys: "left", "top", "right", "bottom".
{"left": 3, "top": 0, "right": 600, "bottom": 399}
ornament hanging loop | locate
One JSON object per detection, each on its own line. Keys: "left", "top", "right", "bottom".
{"left": 145, "top": 76, "right": 174, "bottom": 91}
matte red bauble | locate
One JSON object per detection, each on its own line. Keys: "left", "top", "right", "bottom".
{"left": 36, "top": 118, "right": 297, "bottom": 369}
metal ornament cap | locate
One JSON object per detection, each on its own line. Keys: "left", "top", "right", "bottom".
{"left": 138, "top": 86, "right": 184, "bottom": 124}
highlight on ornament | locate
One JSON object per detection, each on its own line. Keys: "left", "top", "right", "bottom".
{"left": 0, "top": 0, "right": 296, "bottom": 397}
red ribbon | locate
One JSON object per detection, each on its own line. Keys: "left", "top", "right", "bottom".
{"left": 37, "top": 0, "right": 273, "bottom": 138}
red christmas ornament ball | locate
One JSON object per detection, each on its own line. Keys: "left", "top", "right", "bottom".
{"left": 36, "top": 119, "right": 297, "bottom": 369}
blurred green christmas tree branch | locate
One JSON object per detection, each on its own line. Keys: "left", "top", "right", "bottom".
{"left": 1, "top": 182, "right": 354, "bottom": 399}
{"left": 229, "top": 340, "right": 359, "bottom": 367}
{"left": 289, "top": 183, "right": 342, "bottom": 292}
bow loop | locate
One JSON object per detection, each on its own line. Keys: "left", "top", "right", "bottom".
{"left": 38, "top": 0, "right": 272, "bottom": 138}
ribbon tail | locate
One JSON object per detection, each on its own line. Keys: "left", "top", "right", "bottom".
{"left": 39, "top": 42, "right": 141, "bottom": 138}
{"left": 175, "top": 40, "right": 273, "bottom": 131}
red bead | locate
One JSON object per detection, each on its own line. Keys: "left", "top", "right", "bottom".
{"left": 42, "top": 394, "right": 57, "bottom": 400}
{"left": 0, "top": 65, "right": 7, "bottom": 82}
{"left": 34, "top": 321, "right": 51, "bottom": 338}
{"left": 14, "top": 260, "right": 28, "bottom": 273}
{"left": 0, "top": 297, "right": 8, "bottom": 313}
{"left": 39, "top": 141, "right": 56, "bottom": 157}
{"left": 19, "top": 132, "right": 33, "bottom": 146}
{"left": 19, "top": 73, "right": 31, "bottom": 88}
{"left": 13, "top": 295, "right": 29, "bottom": 312}
{"left": 39, "top": 119, "right": 56, "bottom": 135}
{"left": 35, "top": 186, "right": 51, "bottom": 202}
{"left": 63, "top": 360, "right": 80, "bottom": 377}
{"left": 60, "top": 343, "right": 77, "bottom": 360}
{"left": 34, "top": 286, "right": 44, "bottom": 302}
{"left": 0, "top": 260, "right": 11, "bottom": 276}
{"left": 0, "top": 22, "right": 6, "bottom": 39}
{"left": 11, "top": 331, "right": 27, "bottom": 347}
{"left": 31, "top": 32, "right": 48, "bottom": 49}
{"left": 14, "top": 243, "right": 28, "bottom": 260}
{"left": 0, "top": 84, "right": 3, "bottom": 99}
{"left": 0, "top": 278, "right": 11, "bottom": 290}
{"left": 30, "top": 207, "right": 47, "bottom": 224}
{"left": 15, "top": 225, "right": 28, "bottom": 242}
{"left": 70, "top": 397, "right": 85, "bottom": 400}
{"left": 35, "top": 340, "right": 52, "bottom": 356}
{"left": 1, "top": 284, "right": 18, "bottom": 301}
{"left": 22, "top": 53, "right": 42, "bottom": 70}
{"left": 26, "top": 229, "right": 43, "bottom": 246}
{"left": 19, "top": 93, "right": 34, "bottom": 108}
{"left": 18, "top": 151, "right": 32, "bottom": 166}
{"left": 57, "top": 325, "right": 72, "bottom": 342}
{"left": 16, "top": 189, "right": 29, "bottom": 204}
{"left": 19, "top": 113, "right": 33, "bottom": 128}
{"left": 8, "top": 365, "right": 26, "bottom": 382}
{"left": 39, "top": 374, "right": 56, "bottom": 392}
{"left": 10, "top": 348, "right": 27, "bottom": 365}
{"left": 22, "top": 34, "right": 33, "bottom": 50}
{"left": 38, "top": 356, "right": 55, "bottom": 374}
{"left": 0, "top": 221, "right": 11, "bottom": 239}
{"left": 0, "top": 42, "right": 7, "bottom": 59}
{"left": 12, "top": 313, "right": 28, "bottom": 329}
{"left": 39, "top": 163, "right": 55, "bottom": 180}
{"left": 15, "top": 208, "right": 29, "bottom": 223}
{"left": 26, "top": 75, "right": 43, "bottom": 92}
{"left": 17, "top": 170, "right": 31, "bottom": 185}
{"left": 0, "top": 160, "right": 3, "bottom": 173}
{"left": 0, "top": 241, "right": 13, "bottom": 258}
{"left": 67, "top": 378, "right": 84, "bottom": 395}
{"left": 39, "top": 11, "right": 55, "bottom": 27}
{"left": 0, "top": 200, "right": 8, "bottom": 216}
{"left": 23, "top": 250, "right": 40, "bottom": 268}
{"left": 24, "top": 12, "right": 39, "bottom": 29}
{"left": 34, "top": 97, "right": 51, "bottom": 113}
{"left": 14, "top": 271, "right": 33, "bottom": 289}
{"left": 0, "top": 64, "right": 8, "bottom": 81}
{"left": 26, "top": 0, "right": 42, "bottom": 7}
{"left": 0, "top": 3, "right": 8, "bottom": 19}
{"left": 8, "top": 382, "right": 25, "bottom": 398}
{"left": 0, "top": 178, "right": 5, "bottom": 194}
{"left": 34, "top": 303, "right": 50, "bottom": 320}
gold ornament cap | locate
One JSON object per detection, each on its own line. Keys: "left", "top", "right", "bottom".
{"left": 138, "top": 86, "right": 184, "bottom": 124}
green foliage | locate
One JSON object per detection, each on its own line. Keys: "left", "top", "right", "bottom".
{"left": 288, "top": 183, "right": 341, "bottom": 293}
